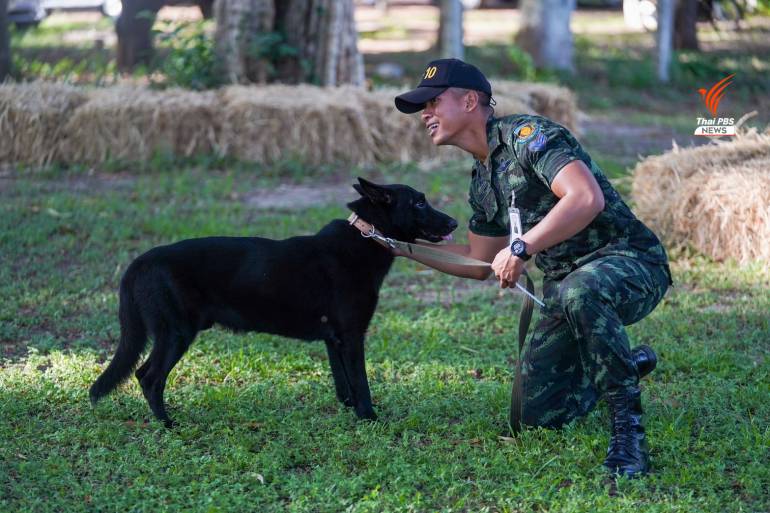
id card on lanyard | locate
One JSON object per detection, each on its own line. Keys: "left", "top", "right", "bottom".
{"left": 509, "top": 190, "right": 523, "bottom": 244}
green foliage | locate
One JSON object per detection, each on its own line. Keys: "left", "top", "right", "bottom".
{"left": 8, "top": 23, "right": 117, "bottom": 84}
{"left": 244, "top": 29, "right": 310, "bottom": 83}
{"left": 152, "top": 20, "right": 221, "bottom": 90}
{"left": 11, "top": 52, "right": 118, "bottom": 84}
{"left": 506, "top": 44, "right": 537, "bottom": 81}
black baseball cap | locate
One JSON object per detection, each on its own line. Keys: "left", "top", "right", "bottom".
{"left": 394, "top": 58, "right": 492, "bottom": 114}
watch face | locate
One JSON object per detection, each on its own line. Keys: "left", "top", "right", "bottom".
{"left": 512, "top": 241, "right": 524, "bottom": 254}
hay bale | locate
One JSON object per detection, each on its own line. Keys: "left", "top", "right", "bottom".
{"left": 220, "top": 84, "right": 378, "bottom": 165}
{"left": 357, "top": 87, "right": 464, "bottom": 162}
{"left": 0, "top": 83, "right": 88, "bottom": 166}
{"left": 220, "top": 82, "right": 571, "bottom": 165}
{"left": 355, "top": 82, "right": 564, "bottom": 163}
{"left": 58, "top": 85, "right": 222, "bottom": 164}
{"left": 492, "top": 80, "right": 579, "bottom": 133}
{"left": 632, "top": 131, "right": 770, "bottom": 263}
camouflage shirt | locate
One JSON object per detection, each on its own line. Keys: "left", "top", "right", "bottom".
{"left": 468, "top": 114, "right": 671, "bottom": 281}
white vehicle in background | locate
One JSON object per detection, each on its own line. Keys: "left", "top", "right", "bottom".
{"left": 7, "top": 0, "right": 47, "bottom": 27}
{"left": 623, "top": 0, "right": 759, "bottom": 31}
{"left": 7, "top": 0, "right": 121, "bottom": 28}
{"left": 41, "top": 0, "right": 123, "bottom": 17}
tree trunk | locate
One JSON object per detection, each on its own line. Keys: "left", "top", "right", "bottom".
{"left": 674, "top": 0, "right": 699, "bottom": 50}
{"left": 214, "top": 0, "right": 364, "bottom": 86}
{"left": 0, "top": 0, "right": 10, "bottom": 81}
{"left": 515, "top": 0, "right": 575, "bottom": 73}
{"left": 213, "top": 0, "right": 274, "bottom": 83}
{"left": 657, "top": 0, "right": 674, "bottom": 82}
{"left": 439, "top": 0, "right": 464, "bottom": 60}
{"left": 197, "top": 0, "right": 215, "bottom": 19}
{"left": 116, "top": 0, "right": 165, "bottom": 71}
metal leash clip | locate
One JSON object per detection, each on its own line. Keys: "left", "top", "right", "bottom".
{"left": 360, "top": 225, "right": 397, "bottom": 249}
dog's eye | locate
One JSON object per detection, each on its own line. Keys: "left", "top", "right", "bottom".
{"left": 415, "top": 200, "right": 426, "bottom": 209}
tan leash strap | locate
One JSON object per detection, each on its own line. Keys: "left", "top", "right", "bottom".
{"left": 349, "top": 213, "right": 490, "bottom": 267}
{"left": 348, "top": 213, "right": 544, "bottom": 306}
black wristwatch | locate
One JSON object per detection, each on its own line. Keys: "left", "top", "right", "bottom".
{"left": 510, "top": 238, "right": 531, "bottom": 261}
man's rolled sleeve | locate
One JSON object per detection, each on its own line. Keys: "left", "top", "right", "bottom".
{"left": 468, "top": 212, "right": 509, "bottom": 237}
{"left": 519, "top": 127, "right": 587, "bottom": 189}
{"left": 467, "top": 187, "right": 509, "bottom": 237}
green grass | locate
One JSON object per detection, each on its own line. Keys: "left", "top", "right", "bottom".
{"left": 1, "top": 161, "right": 768, "bottom": 512}
{"left": 10, "top": 16, "right": 115, "bottom": 49}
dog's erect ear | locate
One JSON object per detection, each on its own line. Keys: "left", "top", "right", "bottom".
{"left": 355, "top": 177, "right": 392, "bottom": 205}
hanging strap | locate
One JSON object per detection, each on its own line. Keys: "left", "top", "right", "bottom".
{"left": 510, "top": 270, "right": 535, "bottom": 435}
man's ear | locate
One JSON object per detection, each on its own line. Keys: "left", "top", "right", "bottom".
{"left": 465, "top": 90, "right": 479, "bottom": 112}
{"left": 355, "top": 177, "right": 392, "bottom": 204}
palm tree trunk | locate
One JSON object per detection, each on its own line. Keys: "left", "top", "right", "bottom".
{"left": 215, "top": 0, "right": 363, "bottom": 85}
{"left": 515, "top": 0, "right": 576, "bottom": 73}
{"left": 116, "top": 0, "right": 165, "bottom": 71}
{"left": 674, "top": 0, "right": 700, "bottom": 50}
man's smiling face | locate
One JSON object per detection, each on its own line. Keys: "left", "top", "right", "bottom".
{"left": 420, "top": 89, "right": 469, "bottom": 147}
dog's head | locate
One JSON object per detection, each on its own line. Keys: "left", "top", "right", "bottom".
{"left": 348, "top": 177, "right": 458, "bottom": 243}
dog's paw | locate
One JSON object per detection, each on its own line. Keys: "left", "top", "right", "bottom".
{"left": 356, "top": 410, "right": 378, "bottom": 422}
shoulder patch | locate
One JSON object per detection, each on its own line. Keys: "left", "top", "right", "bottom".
{"left": 514, "top": 123, "right": 539, "bottom": 144}
{"left": 528, "top": 132, "right": 548, "bottom": 152}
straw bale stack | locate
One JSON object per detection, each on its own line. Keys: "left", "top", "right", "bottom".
{"left": 632, "top": 131, "right": 770, "bottom": 263}
{"left": 1, "top": 81, "right": 578, "bottom": 167}
{"left": 0, "top": 83, "right": 88, "bottom": 166}
{"left": 58, "top": 85, "right": 222, "bottom": 164}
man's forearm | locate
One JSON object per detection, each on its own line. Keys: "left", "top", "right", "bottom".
{"left": 400, "top": 243, "right": 492, "bottom": 280}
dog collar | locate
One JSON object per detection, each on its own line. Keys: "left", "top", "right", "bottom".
{"left": 347, "top": 213, "right": 396, "bottom": 250}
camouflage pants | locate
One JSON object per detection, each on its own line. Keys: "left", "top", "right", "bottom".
{"left": 520, "top": 255, "right": 670, "bottom": 429}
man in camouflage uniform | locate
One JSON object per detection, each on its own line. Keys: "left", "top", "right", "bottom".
{"left": 393, "top": 59, "right": 671, "bottom": 478}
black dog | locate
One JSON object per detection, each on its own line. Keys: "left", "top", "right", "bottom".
{"left": 89, "top": 178, "right": 458, "bottom": 427}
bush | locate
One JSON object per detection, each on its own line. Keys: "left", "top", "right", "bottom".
{"left": 506, "top": 44, "right": 537, "bottom": 81}
{"left": 152, "top": 20, "right": 221, "bottom": 90}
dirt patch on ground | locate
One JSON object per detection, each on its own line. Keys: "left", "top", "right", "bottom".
{"left": 243, "top": 183, "right": 357, "bottom": 210}
{"left": 0, "top": 169, "right": 136, "bottom": 195}
{"left": 581, "top": 114, "right": 706, "bottom": 166}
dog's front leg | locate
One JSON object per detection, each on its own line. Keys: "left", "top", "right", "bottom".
{"left": 338, "top": 333, "right": 376, "bottom": 421}
{"left": 325, "top": 339, "right": 354, "bottom": 407}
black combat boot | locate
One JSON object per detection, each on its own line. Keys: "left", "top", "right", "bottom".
{"left": 631, "top": 344, "right": 657, "bottom": 379}
{"left": 603, "top": 386, "right": 650, "bottom": 478}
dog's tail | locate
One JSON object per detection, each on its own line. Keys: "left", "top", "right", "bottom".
{"left": 89, "top": 273, "right": 148, "bottom": 404}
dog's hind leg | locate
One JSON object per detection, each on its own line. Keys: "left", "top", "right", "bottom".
{"left": 134, "top": 355, "right": 152, "bottom": 382}
{"left": 336, "top": 332, "right": 376, "bottom": 421}
{"left": 139, "top": 326, "right": 195, "bottom": 428}
{"left": 325, "top": 339, "right": 354, "bottom": 407}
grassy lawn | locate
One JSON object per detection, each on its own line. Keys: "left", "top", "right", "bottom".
{"left": 1, "top": 161, "right": 768, "bottom": 512}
